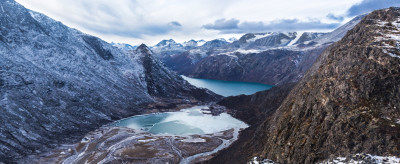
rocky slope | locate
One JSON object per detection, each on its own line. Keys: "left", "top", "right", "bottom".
{"left": 210, "top": 7, "right": 400, "bottom": 164}
{"left": 190, "top": 47, "right": 328, "bottom": 85}
{"left": 217, "top": 83, "right": 297, "bottom": 126}
{"left": 133, "top": 44, "right": 218, "bottom": 101}
{"left": 25, "top": 126, "right": 232, "bottom": 164}
{"left": 200, "top": 83, "right": 297, "bottom": 164}
{"left": 0, "top": 0, "right": 218, "bottom": 163}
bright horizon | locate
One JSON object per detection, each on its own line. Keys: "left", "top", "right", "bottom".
{"left": 15, "top": 0, "right": 400, "bottom": 46}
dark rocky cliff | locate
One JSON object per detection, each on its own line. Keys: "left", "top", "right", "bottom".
{"left": 210, "top": 7, "right": 400, "bottom": 164}
{"left": 218, "top": 83, "right": 297, "bottom": 126}
{"left": 135, "top": 44, "right": 220, "bottom": 101}
{"left": 202, "top": 83, "right": 297, "bottom": 164}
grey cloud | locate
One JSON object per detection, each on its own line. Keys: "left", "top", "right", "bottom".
{"left": 82, "top": 22, "right": 182, "bottom": 38}
{"left": 169, "top": 21, "right": 182, "bottom": 27}
{"left": 51, "top": 0, "right": 181, "bottom": 39}
{"left": 347, "top": 0, "right": 400, "bottom": 16}
{"left": 202, "top": 18, "right": 240, "bottom": 30}
{"left": 326, "top": 13, "right": 344, "bottom": 21}
{"left": 203, "top": 18, "right": 340, "bottom": 33}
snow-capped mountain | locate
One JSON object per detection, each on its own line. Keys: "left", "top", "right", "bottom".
{"left": 152, "top": 15, "right": 363, "bottom": 85}
{"left": 233, "top": 32, "right": 298, "bottom": 49}
{"left": 0, "top": 0, "right": 218, "bottom": 162}
{"left": 200, "top": 38, "right": 230, "bottom": 49}
{"left": 293, "top": 32, "right": 326, "bottom": 45}
{"left": 110, "top": 42, "right": 138, "bottom": 51}
{"left": 150, "top": 39, "right": 186, "bottom": 58}
{"left": 154, "top": 39, "right": 182, "bottom": 48}
{"left": 228, "top": 37, "right": 238, "bottom": 42}
{"left": 182, "top": 39, "right": 206, "bottom": 48}
{"left": 182, "top": 39, "right": 198, "bottom": 48}
{"left": 228, "top": 32, "right": 326, "bottom": 49}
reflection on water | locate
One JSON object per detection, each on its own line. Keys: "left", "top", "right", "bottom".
{"left": 114, "top": 106, "right": 248, "bottom": 136}
{"left": 182, "top": 76, "right": 273, "bottom": 97}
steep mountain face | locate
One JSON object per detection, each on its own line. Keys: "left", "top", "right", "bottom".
{"left": 0, "top": 1, "right": 218, "bottom": 162}
{"left": 204, "top": 83, "right": 297, "bottom": 164}
{"left": 235, "top": 32, "right": 297, "bottom": 49}
{"left": 218, "top": 83, "right": 297, "bottom": 126}
{"left": 310, "top": 14, "right": 366, "bottom": 47}
{"left": 188, "top": 45, "right": 332, "bottom": 85}
{"left": 294, "top": 32, "right": 326, "bottom": 45}
{"left": 134, "top": 44, "right": 219, "bottom": 101}
{"left": 210, "top": 7, "right": 400, "bottom": 164}
{"left": 190, "top": 49, "right": 304, "bottom": 84}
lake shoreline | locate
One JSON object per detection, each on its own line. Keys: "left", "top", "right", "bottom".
{"left": 25, "top": 106, "right": 248, "bottom": 164}
{"left": 182, "top": 76, "right": 273, "bottom": 97}
{"left": 21, "top": 77, "right": 265, "bottom": 163}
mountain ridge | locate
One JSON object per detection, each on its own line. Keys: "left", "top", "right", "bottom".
{"left": 209, "top": 7, "right": 400, "bottom": 164}
{"left": 143, "top": 15, "right": 364, "bottom": 86}
{"left": 0, "top": 1, "right": 219, "bottom": 162}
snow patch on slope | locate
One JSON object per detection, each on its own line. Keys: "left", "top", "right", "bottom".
{"left": 247, "top": 33, "right": 273, "bottom": 42}
{"left": 287, "top": 32, "right": 303, "bottom": 46}
{"left": 320, "top": 154, "right": 400, "bottom": 164}
{"left": 197, "top": 40, "right": 206, "bottom": 46}
{"left": 234, "top": 49, "right": 263, "bottom": 54}
{"left": 250, "top": 154, "right": 400, "bottom": 164}
{"left": 249, "top": 157, "right": 276, "bottom": 164}
{"left": 374, "top": 18, "right": 400, "bottom": 59}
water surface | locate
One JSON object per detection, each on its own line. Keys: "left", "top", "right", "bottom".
{"left": 114, "top": 106, "right": 248, "bottom": 136}
{"left": 182, "top": 76, "right": 273, "bottom": 97}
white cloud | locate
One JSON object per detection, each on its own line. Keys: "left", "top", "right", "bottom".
{"left": 15, "top": 0, "right": 363, "bottom": 46}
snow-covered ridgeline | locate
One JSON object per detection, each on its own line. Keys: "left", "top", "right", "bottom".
{"left": 374, "top": 18, "right": 400, "bottom": 58}
{"left": 248, "top": 154, "right": 400, "bottom": 164}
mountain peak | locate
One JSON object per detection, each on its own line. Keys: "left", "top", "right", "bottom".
{"left": 111, "top": 42, "right": 137, "bottom": 51}
{"left": 136, "top": 43, "right": 152, "bottom": 54}
{"left": 228, "top": 37, "right": 238, "bottom": 42}
{"left": 155, "top": 39, "right": 178, "bottom": 47}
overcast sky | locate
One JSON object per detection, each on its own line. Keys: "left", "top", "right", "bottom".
{"left": 15, "top": 0, "right": 400, "bottom": 45}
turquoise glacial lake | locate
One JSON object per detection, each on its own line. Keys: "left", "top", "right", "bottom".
{"left": 182, "top": 76, "right": 273, "bottom": 97}
{"left": 114, "top": 106, "right": 248, "bottom": 136}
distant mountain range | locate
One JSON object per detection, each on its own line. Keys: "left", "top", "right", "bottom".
{"left": 112, "top": 15, "right": 364, "bottom": 85}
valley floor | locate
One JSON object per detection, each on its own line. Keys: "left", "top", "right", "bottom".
{"left": 25, "top": 127, "right": 237, "bottom": 164}
{"left": 22, "top": 104, "right": 247, "bottom": 164}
